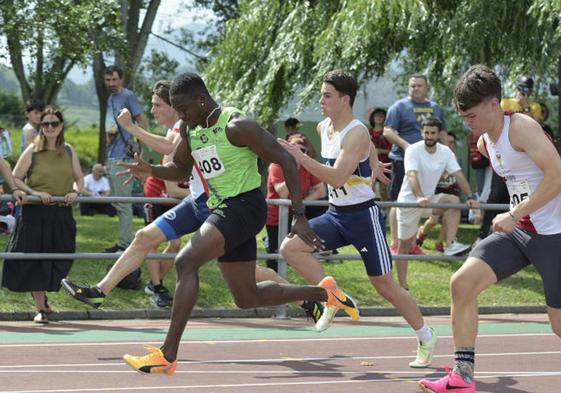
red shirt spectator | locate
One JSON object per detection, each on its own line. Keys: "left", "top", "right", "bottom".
{"left": 368, "top": 107, "right": 391, "bottom": 163}
{"left": 266, "top": 163, "right": 321, "bottom": 225}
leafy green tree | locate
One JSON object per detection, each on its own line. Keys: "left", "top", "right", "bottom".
{"left": 0, "top": 91, "right": 24, "bottom": 126}
{"left": 0, "top": 0, "right": 118, "bottom": 105}
{"left": 204, "top": 0, "right": 561, "bottom": 125}
{"left": 91, "top": 0, "right": 162, "bottom": 162}
{"left": 133, "top": 50, "right": 180, "bottom": 125}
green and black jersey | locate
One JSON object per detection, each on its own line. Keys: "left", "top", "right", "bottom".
{"left": 188, "top": 107, "right": 261, "bottom": 209}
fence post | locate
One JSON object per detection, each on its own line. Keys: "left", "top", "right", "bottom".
{"left": 273, "top": 203, "right": 290, "bottom": 319}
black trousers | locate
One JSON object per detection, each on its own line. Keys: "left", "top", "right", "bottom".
{"left": 80, "top": 202, "right": 117, "bottom": 217}
{"left": 479, "top": 172, "right": 509, "bottom": 239}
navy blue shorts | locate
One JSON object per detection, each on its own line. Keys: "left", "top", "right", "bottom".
{"left": 154, "top": 194, "right": 209, "bottom": 241}
{"left": 309, "top": 200, "right": 392, "bottom": 277}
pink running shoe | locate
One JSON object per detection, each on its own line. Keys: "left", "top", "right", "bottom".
{"left": 419, "top": 367, "right": 475, "bottom": 393}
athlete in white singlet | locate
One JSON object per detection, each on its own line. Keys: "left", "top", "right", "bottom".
{"left": 420, "top": 65, "right": 561, "bottom": 393}
{"left": 280, "top": 69, "right": 437, "bottom": 369}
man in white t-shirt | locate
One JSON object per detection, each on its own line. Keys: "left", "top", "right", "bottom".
{"left": 396, "top": 118, "right": 478, "bottom": 289}
{"left": 80, "top": 164, "right": 116, "bottom": 216}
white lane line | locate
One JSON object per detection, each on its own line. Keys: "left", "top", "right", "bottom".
{"left": 0, "top": 370, "right": 560, "bottom": 375}
{"left": 1, "top": 372, "right": 560, "bottom": 393}
{"left": 0, "top": 350, "right": 559, "bottom": 369}
{"left": 0, "top": 332, "right": 554, "bottom": 348}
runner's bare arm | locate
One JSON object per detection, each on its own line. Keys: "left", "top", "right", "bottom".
{"left": 227, "top": 117, "right": 305, "bottom": 211}
{"left": 226, "top": 117, "right": 324, "bottom": 249}
{"left": 120, "top": 128, "right": 193, "bottom": 182}
{"left": 508, "top": 114, "right": 561, "bottom": 220}
{"left": 279, "top": 126, "right": 368, "bottom": 188}
{"left": 152, "top": 129, "right": 194, "bottom": 181}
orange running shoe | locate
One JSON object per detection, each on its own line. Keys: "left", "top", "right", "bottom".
{"left": 123, "top": 345, "right": 177, "bottom": 376}
{"left": 318, "top": 276, "right": 359, "bottom": 321}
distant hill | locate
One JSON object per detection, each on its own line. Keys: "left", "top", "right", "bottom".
{"left": 0, "top": 64, "right": 19, "bottom": 93}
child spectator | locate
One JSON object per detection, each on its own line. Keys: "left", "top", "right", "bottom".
{"left": 21, "top": 100, "right": 44, "bottom": 153}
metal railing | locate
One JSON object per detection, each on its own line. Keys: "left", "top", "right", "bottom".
{"left": 0, "top": 194, "right": 509, "bottom": 318}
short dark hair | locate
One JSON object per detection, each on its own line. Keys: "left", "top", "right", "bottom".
{"left": 152, "top": 80, "right": 171, "bottom": 105}
{"left": 284, "top": 117, "right": 300, "bottom": 129}
{"left": 454, "top": 64, "right": 502, "bottom": 112}
{"left": 421, "top": 117, "right": 442, "bottom": 131}
{"left": 410, "top": 74, "right": 428, "bottom": 83}
{"left": 25, "top": 99, "right": 44, "bottom": 113}
{"left": 323, "top": 69, "right": 359, "bottom": 107}
{"left": 368, "top": 108, "right": 386, "bottom": 127}
{"left": 170, "top": 73, "right": 209, "bottom": 99}
{"left": 447, "top": 131, "right": 456, "bottom": 140}
{"left": 104, "top": 65, "right": 123, "bottom": 79}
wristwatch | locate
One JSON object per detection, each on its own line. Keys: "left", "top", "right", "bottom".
{"left": 293, "top": 206, "right": 306, "bottom": 215}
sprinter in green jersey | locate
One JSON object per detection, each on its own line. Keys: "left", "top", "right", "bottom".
{"left": 119, "top": 73, "right": 359, "bottom": 375}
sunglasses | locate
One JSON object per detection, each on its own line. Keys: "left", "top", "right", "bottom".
{"left": 41, "top": 121, "right": 61, "bottom": 128}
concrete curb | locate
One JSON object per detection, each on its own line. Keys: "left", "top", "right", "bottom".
{"left": 0, "top": 305, "right": 546, "bottom": 322}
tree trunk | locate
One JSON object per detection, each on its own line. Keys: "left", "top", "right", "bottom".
{"left": 93, "top": 52, "right": 108, "bottom": 164}
{"left": 115, "top": 0, "right": 161, "bottom": 88}
{"left": 3, "top": 3, "right": 31, "bottom": 103}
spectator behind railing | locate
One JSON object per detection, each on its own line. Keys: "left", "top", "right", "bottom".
{"left": 103, "top": 64, "right": 148, "bottom": 253}
{"left": 383, "top": 74, "right": 448, "bottom": 256}
{"left": 264, "top": 134, "right": 326, "bottom": 272}
{"left": 1, "top": 106, "right": 84, "bottom": 324}
{"left": 416, "top": 131, "right": 465, "bottom": 253}
{"left": 283, "top": 117, "right": 317, "bottom": 158}
{"left": 396, "top": 118, "right": 477, "bottom": 290}
{"left": 80, "top": 163, "right": 117, "bottom": 217}
{"left": 21, "top": 99, "right": 44, "bottom": 153}
{"left": 367, "top": 107, "right": 390, "bottom": 200}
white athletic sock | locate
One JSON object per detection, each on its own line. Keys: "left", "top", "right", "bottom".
{"left": 415, "top": 324, "right": 432, "bottom": 343}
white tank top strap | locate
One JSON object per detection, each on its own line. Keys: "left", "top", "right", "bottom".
{"left": 484, "top": 114, "right": 561, "bottom": 234}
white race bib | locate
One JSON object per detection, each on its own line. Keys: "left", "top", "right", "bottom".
{"left": 191, "top": 145, "right": 225, "bottom": 179}
{"left": 507, "top": 180, "right": 531, "bottom": 207}
{"left": 328, "top": 184, "right": 350, "bottom": 202}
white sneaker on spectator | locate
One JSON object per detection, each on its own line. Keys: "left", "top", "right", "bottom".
{"left": 33, "top": 311, "right": 48, "bottom": 324}
{"left": 443, "top": 241, "right": 471, "bottom": 256}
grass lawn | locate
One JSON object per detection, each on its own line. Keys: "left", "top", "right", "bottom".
{"left": 0, "top": 209, "right": 546, "bottom": 313}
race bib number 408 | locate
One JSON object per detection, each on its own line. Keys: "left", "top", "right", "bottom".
{"left": 192, "top": 145, "right": 225, "bottom": 179}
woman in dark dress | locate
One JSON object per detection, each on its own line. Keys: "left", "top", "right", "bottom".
{"left": 2, "top": 106, "right": 84, "bottom": 323}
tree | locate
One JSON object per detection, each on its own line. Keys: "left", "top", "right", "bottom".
{"left": 92, "top": 0, "right": 162, "bottom": 163}
{"left": 0, "top": 0, "right": 118, "bottom": 105}
{"left": 204, "top": 0, "right": 561, "bottom": 124}
{"left": 133, "top": 50, "right": 180, "bottom": 123}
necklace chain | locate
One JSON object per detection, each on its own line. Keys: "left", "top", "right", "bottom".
{"left": 205, "top": 105, "right": 221, "bottom": 128}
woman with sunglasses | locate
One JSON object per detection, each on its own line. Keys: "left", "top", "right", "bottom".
{"left": 2, "top": 106, "right": 84, "bottom": 323}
